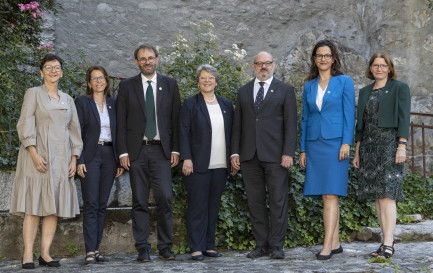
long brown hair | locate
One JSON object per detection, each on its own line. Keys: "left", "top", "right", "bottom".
{"left": 306, "top": 40, "right": 343, "bottom": 81}
{"left": 85, "top": 66, "right": 112, "bottom": 97}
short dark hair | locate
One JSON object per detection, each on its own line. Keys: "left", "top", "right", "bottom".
{"left": 134, "top": 44, "right": 158, "bottom": 60}
{"left": 85, "top": 66, "right": 112, "bottom": 97}
{"left": 196, "top": 64, "right": 220, "bottom": 83}
{"left": 40, "top": 54, "right": 63, "bottom": 71}
{"left": 365, "top": 51, "right": 397, "bottom": 80}
{"left": 306, "top": 39, "right": 343, "bottom": 81}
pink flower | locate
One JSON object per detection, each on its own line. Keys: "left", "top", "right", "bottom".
{"left": 10, "top": 23, "right": 15, "bottom": 28}
{"left": 37, "top": 45, "right": 43, "bottom": 50}
{"left": 41, "top": 12, "right": 44, "bottom": 16}
{"left": 32, "top": 12, "right": 37, "bottom": 18}
{"left": 45, "top": 44, "right": 53, "bottom": 50}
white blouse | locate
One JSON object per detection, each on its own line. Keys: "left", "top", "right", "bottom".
{"left": 316, "top": 84, "right": 327, "bottom": 111}
{"left": 95, "top": 101, "right": 112, "bottom": 142}
{"left": 206, "top": 103, "right": 227, "bottom": 169}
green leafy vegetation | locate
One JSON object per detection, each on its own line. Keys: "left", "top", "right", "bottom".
{"left": 0, "top": 1, "right": 89, "bottom": 168}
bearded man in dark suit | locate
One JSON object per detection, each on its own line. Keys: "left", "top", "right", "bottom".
{"left": 116, "top": 44, "right": 180, "bottom": 262}
{"left": 231, "top": 51, "right": 297, "bottom": 259}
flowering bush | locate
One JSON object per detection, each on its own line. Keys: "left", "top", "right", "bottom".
{"left": 159, "top": 20, "right": 250, "bottom": 103}
{"left": 0, "top": 1, "right": 89, "bottom": 168}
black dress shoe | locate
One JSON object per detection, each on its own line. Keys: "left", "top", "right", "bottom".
{"left": 158, "top": 247, "right": 175, "bottom": 260}
{"left": 247, "top": 247, "right": 270, "bottom": 259}
{"left": 137, "top": 248, "right": 151, "bottom": 263}
{"left": 203, "top": 251, "right": 222, "bottom": 257}
{"left": 331, "top": 245, "right": 343, "bottom": 254}
{"left": 269, "top": 247, "right": 285, "bottom": 259}
{"left": 21, "top": 260, "right": 35, "bottom": 270}
{"left": 191, "top": 254, "right": 204, "bottom": 261}
{"left": 38, "top": 256, "right": 60, "bottom": 267}
{"left": 316, "top": 251, "right": 333, "bottom": 260}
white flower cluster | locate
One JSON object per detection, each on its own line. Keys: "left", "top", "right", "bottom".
{"left": 224, "top": 44, "right": 247, "bottom": 61}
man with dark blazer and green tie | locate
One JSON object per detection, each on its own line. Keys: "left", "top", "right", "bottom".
{"left": 116, "top": 44, "right": 181, "bottom": 262}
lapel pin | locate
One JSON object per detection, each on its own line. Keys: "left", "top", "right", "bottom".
{"left": 159, "top": 87, "right": 162, "bottom": 91}
{"left": 385, "top": 90, "right": 389, "bottom": 93}
{"left": 328, "top": 91, "right": 331, "bottom": 93}
{"left": 270, "top": 90, "right": 274, "bottom": 93}
{"left": 224, "top": 110, "right": 226, "bottom": 113}
{"left": 109, "top": 105, "right": 112, "bottom": 109}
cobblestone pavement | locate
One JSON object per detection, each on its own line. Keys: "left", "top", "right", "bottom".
{"left": 1, "top": 242, "right": 432, "bottom": 272}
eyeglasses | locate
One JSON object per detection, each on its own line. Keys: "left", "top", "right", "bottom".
{"left": 254, "top": 61, "right": 273, "bottom": 67}
{"left": 138, "top": 57, "right": 156, "bottom": 64}
{"left": 199, "top": 76, "right": 216, "bottom": 81}
{"left": 371, "top": 64, "right": 389, "bottom": 70}
{"left": 315, "top": 54, "right": 333, "bottom": 60}
{"left": 44, "top": 65, "right": 62, "bottom": 72}
{"left": 90, "top": 76, "right": 106, "bottom": 82}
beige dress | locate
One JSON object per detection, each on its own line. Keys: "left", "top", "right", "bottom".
{"left": 9, "top": 85, "right": 83, "bottom": 218}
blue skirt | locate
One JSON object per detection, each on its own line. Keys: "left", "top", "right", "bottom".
{"left": 303, "top": 136, "right": 349, "bottom": 197}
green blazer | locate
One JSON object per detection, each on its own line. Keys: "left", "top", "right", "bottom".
{"left": 355, "top": 79, "right": 411, "bottom": 142}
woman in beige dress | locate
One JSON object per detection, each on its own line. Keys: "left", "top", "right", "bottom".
{"left": 9, "top": 54, "right": 83, "bottom": 269}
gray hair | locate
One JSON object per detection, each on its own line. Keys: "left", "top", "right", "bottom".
{"left": 195, "top": 64, "right": 220, "bottom": 83}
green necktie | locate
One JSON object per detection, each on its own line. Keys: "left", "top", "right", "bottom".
{"left": 145, "top": 80, "right": 156, "bottom": 140}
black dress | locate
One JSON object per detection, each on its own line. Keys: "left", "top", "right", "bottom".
{"left": 357, "top": 88, "right": 404, "bottom": 202}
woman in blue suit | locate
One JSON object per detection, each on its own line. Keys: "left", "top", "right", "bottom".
{"left": 75, "top": 66, "right": 124, "bottom": 264}
{"left": 179, "top": 64, "right": 233, "bottom": 260}
{"left": 299, "top": 40, "right": 355, "bottom": 260}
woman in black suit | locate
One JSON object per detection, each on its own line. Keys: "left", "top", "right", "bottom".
{"left": 179, "top": 64, "right": 234, "bottom": 260}
{"left": 75, "top": 66, "right": 124, "bottom": 264}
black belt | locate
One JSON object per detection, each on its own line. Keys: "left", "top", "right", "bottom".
{"left": 143, "top": 140, "right": 161, "bottom": 145}
{"left": 97, "top": 141, "right": 112, "bottom": 146}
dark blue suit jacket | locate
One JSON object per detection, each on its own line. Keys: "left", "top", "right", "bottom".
{"left": 75, "top": 95, "right": 119, "bottom": 165}
{"left": 300, "top": 75, "right": 355, "bottom": 151}
{"left": 179, "top": 93, "right": 233, "bottom": 173}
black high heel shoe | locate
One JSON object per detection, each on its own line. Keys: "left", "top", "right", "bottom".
{"left": 21, "top": 259, "right": 35, "bottom": 270}
{"left": 38, "top": 256, "right": 60, "bottom": 267}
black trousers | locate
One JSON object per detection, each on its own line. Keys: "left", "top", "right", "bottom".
{"left": 80, "top": 145, "right": 117, "bottom": 253}
{"left": 129, "top": 144, "right": 173, "bottom": 251}
{"left": 241, "top": 153, "right": 289, "bottom": 248}
{"left": 184, "top": 168, "right": 227, "bottom": 252}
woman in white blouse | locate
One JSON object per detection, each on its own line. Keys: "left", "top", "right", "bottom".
{"left": 179, "top": 64, "right": 234, "bottom": 260}
{"left": 75, "top": 66, "right": 124, "bottom": 264}
{"left": 299, "top": 40, "right": 355, "bottom": 260}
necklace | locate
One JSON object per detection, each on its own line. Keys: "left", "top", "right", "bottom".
{"left": 204, "top": 95, "right": 216, "bottom": 103}
{"left": 48, "top": 94, "right": 59, "bottom": 101}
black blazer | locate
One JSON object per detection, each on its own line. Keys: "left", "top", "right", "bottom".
{"left": 75, "top": 95, "right": 119, "bottom": 164}
{"left": 116, "top": 73, "right": 181, "bottom": 161}
{"left": 179, "top": 93, "right": 233, "bottom": 173}
{"left": 231, "top": 78, "right": 298, "bottom": 163}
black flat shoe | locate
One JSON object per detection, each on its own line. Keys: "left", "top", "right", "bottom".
{"left": 203, "top": 251, "right": 221, "bottom": 257}
{"left": 21, "top": 261, "right": 35, "bottom": 270}
{"left": 316, "top": 252, "right": 333, "bottom": 260}
{"left": 331, "top": 245, "right": 343, "bottom": 254}
{"left": 191, "top": 254, "right": 204, "bottom": 261}
{"left": 38, "top": 256, "right": 60, "bottom": 267}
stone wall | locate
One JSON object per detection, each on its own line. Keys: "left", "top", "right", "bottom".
{"left": 47, "top": 0, "right": 432, "bottom": 172}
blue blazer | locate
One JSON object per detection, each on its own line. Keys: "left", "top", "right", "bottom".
{"left": 300, "top": 75, "right": 355, "bottom": 151}
{"left": 179, "top": 93, "right": 233, "bottom": 174}
{"left": 75, "top": 95, "right": 119, "bottom": 165}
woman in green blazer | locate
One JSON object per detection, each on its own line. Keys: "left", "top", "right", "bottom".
{"left": 353, "top": 51, "right": 410, "bottom": 259}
